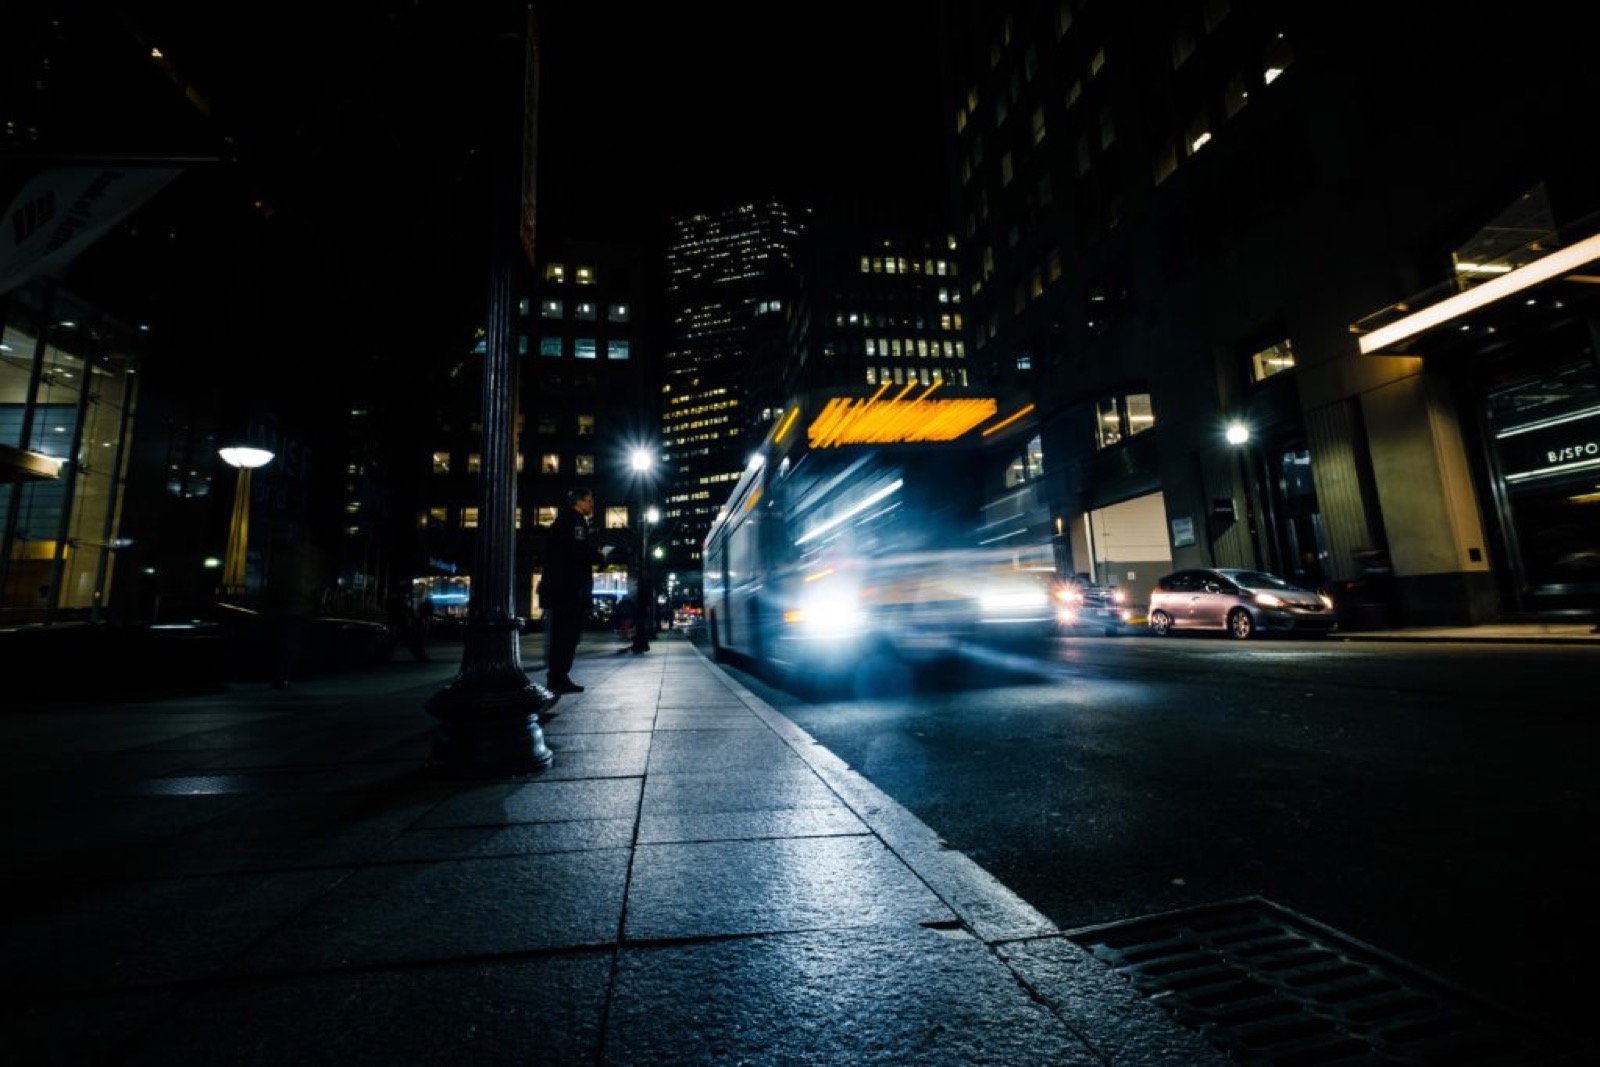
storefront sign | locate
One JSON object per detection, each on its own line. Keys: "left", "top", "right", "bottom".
{"left": 1171, "top": 516, "right": 1196, "bottom": 547}
{"left": 1497, "top": 408, "right": 1600, "bottom": 483}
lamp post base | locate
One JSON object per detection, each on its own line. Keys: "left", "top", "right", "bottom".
{"left": 426, "top": 681, "right": 556, "bottom": 778}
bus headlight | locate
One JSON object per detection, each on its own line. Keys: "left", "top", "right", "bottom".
{"left": 785, "top": 588, "right": 866, "bottom": 635}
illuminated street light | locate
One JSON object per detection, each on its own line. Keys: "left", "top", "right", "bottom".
{"left": 630, "top": 450, "right": 656, "bottom": 652}
{"left": 1224, "top": 420, "right": 1280, "bottom": 574}
{"left": 218, "top": 445, "right": 274, "bottom": 597}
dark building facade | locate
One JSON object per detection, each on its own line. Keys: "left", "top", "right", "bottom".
{"left": 940, "top": 0, "right": 1600, "bottom": 623}
{"left": 416, "top": 239, "right": 655, "bottom": 623}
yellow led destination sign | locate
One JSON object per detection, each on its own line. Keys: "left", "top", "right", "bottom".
{"left": 807, "top": 388, "right": 1002, "bottom": 447}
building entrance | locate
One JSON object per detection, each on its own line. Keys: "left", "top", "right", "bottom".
{"left": 1483, "top": 353, "right": 1600, "bottom": 615}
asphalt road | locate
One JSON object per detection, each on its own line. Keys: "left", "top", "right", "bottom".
{"left": 709, "top": 632, "right": 1600, "bottom": 1045}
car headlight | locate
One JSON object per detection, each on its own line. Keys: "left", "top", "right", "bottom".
{"left": 981, "top": 589, "right": 1050, "bottom": 614}
{"left": 1255, "top": 592, "right": 1284, "bottom": 607}
{"left": 1319, "top": 593, "right": 1334, "bottom": 609}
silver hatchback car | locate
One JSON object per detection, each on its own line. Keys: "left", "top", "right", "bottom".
{"left": 1147, "top": 567, "right": 1337, "bottom": 639}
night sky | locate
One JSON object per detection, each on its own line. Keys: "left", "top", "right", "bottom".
{"left": 15, "top": 2, "right": 950, "bottom": 245}
{"left": 533, "top": 3, "right": 951, "bottom": 238}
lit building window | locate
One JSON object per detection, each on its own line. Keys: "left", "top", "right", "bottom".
{"left": 575, "top": 338, "right": 597, "bottom": 359}
{"left": 540, "top": 337, "right": 563, "bottom": 358}
{"left": 605, "top": 506, "right": 629, "bottom": 529}
{"left": 462, "top": 507, "right": 479, "bottom": 529}
{"left": 1263, "top": 32, "right": 1293, "bottom": 84}
{"left": 431, "top": 451, "right": 450, "bottom": 474}
{"left": 1094, "top": 392, "right": 1156, "bottom": 449}
{"left": 425, "top": 507, "right": 446, "bottom": 527}
{"left": 1126, "top": 393, "right": 1154, "bottom": 436}
{"left": 1097, "top": 397, "right": 1123, "bottom": 448}
{"left": 575, "top": 265, "right": 596, "bottom": 284}
{"left": 540, "top": 453, "right": 560, "bottom": 474}
{"left": 541, "top": 299, "right": 563, "bottom": 318}
{"left": 608, "top": 339, "right": 630, "bottom": 360}
{"left": 608, "top": 303, "right": 630, "bottom": 322}
{"left": 1250, "top": 339, "right": 1296, "bottom": 382}
{"left": 467, "top": 453, "right": 481, "bottom": 474}
{"left": 537, "top": 505, "right": 558, "bottom": 527}
{"left": 545, "top": 263, "right": 565, "bottom": 282}
{"left": 576, "top": 414, "right": 595, "bottom": 436}
{"left": 576, "top": 302, "right": 596, "bottom": 320}
{"left": 575, "top": 454, "right": 595, "bottom": 475}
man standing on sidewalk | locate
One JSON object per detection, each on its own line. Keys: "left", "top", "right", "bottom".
{"left": 540, "top": 487, "right": 605, "bottom": 694}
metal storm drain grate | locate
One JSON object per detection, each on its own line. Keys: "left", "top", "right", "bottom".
{"left": 1064, "top": 897, "right": 1582, "bottom": 1066}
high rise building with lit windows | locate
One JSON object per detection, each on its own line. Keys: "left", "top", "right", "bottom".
{"left": 941, "top": 0, "right": 1600, "bottom": 623}
{"left": 661, "top": 200, "right": 807, "bottom": 571}
{"left": 785, "top": 221, "right": 969, "bottom": 400}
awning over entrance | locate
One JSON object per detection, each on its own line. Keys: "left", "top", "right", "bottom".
{"left": 1352, "top": 231, "right": 1600, "bottom": 358}
{"left": 1351, "top": 189, "right": 1600, "bottom": 359}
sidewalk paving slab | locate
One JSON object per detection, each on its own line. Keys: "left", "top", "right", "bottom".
{"left": 0, "top": 630, "right": 1249, "bottom": 1065}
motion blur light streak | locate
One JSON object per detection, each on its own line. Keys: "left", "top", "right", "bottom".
{"left": 795, "top": 479, "right": 903, "bottom": 545}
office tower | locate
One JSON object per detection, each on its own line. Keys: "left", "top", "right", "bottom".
{"left": 940, "top": 1, "right": 1600, "bottom": 623}
{"left": 416, "top": 240, "right": 653, "bottom": 623}
{"left": 785, "top": 221, "right": 968, "bottom": 399}
{"left": 661, "top": 199, "right": 807, "bottom": 571}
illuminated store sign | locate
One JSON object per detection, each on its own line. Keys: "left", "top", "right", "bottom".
{"left": 1497, "top": 407, "right": 1600, "bottom": 484}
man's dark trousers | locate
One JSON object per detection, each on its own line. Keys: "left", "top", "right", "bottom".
{"left": 545, "top": 603, "right": 583, "bottom": 686}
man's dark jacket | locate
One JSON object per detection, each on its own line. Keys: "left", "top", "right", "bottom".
{"left": 540, "top": 505, "right": 599, "bottom": 609}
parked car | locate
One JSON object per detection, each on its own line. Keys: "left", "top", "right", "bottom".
{"left": 1147, "top": 567, "right": 1337, "bottom": 639}
{"left": 1052, "top": 579, "right": 1146, "bottom": 635}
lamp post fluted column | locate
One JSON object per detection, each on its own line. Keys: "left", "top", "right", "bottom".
{"left": 425, "top": 1, "right": 553, "bottom": 777}
{"left": 218, "top": 446, "right": 274, "bottom": 598}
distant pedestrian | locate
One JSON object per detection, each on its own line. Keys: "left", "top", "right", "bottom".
{"left": 385, "top": 593, "right": 430, "bottom": 662}
{"left": 540, "top": 487, "right": 607, "bottom": 694}
{"left": 417, "top": 594, "right": 435, "bottom": 639}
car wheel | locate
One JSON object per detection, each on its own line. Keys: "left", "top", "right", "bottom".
{"left": 1228, "top": 608, "right": 1255, "bottom": 639}
{"left": 1149, "top": 610, "right": 1173, "bottom": 636}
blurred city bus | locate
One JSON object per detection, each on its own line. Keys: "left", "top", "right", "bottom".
{"left": 701, "top": 384, "right": 1053, "bottom": 690}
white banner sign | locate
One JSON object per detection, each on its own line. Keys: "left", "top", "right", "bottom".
{"left": 0, "top": 166, "right": 181, "bottom": 294}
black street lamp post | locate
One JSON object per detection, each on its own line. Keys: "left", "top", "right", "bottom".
{"left": 425, "top": 2, "right": 553, "bottom": 777}
{"left": 630, "top": 449, "right": 655, "bottom": 653}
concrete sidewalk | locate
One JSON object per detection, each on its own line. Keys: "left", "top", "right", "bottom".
{"left": 0, "top": 631, "right": 1224, "bottom": 1066}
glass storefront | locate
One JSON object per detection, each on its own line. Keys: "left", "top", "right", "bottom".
{"left": 1484, "top": 351, "right": 1600, "bottom": 609}
{"left": 1, "top": 285, "right": 140, "bottom": 620}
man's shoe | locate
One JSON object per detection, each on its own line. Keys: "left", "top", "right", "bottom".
{"left": 551, "top": 680, "right": 585, "bottom": 694}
